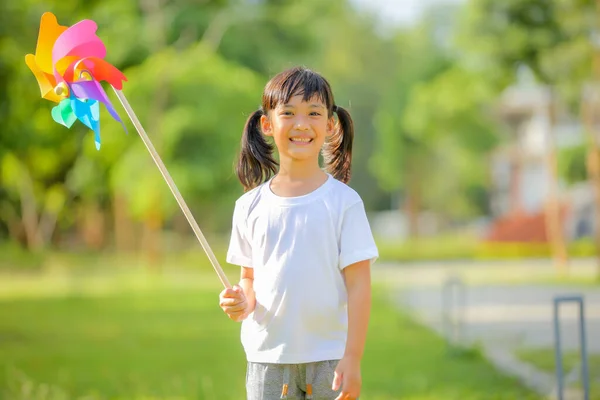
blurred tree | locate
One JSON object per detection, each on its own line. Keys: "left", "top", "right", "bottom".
{"left": 369, "top": 15, "right": 451, "bottom": 237}
{"left": 0, "top": 0, "right": 409, "bottom": 260}
{"left": 456, "top": 0, "right": 598, "bottom": 270}
{"left": 0, "top": 0, "right": 94, "bottom": 251}
{"left": 303, "top": 1, "right": 397, "bottom": 210}
{"left": 401, "top": 66, "right": 500, "bottom": 222}
{"left": 108, "top": 44, "right": 264, "bottom": 262}
{"left": 369, "top": 5, "right": 500, "bottom": 236}
{"left": 581, "top": 0, "right": 600, "bottom": 279}
{"left": 558, "top": 143, "right": 588, "bottom": 184}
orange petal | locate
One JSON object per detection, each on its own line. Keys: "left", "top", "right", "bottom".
{"left": 69, "top": 57, "right": 128, "bottom": 90}
{"left": 34, "top": 12, "right": 68, "bottom": 75}
{"left": 25, "top": 53, "right": 62, "bottom": 103}
{"left": 55, "top": 55, "right": 80, "bottom": 77}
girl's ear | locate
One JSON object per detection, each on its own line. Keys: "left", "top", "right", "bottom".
{"left": 326, "top": 116, "right": 335, "bottom": 137}
{"left": 260, "top": 114, "right": 272, "bottom": 136}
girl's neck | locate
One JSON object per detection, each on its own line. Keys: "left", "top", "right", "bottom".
{"left": 270, "top": 158, "right": 327, "bottom": 197}
{"left": 276, "top": 158, "right": 323, "bottom": 181}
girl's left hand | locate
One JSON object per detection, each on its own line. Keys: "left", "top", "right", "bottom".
{"left": 332, "top": 355, "right": 361, "bottom": 400}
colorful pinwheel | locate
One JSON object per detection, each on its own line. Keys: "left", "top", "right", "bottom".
{"left": 25, "top": 12, "right": 127, "bottom": 150}
{"left": 26, "top": 12, "right": 231, "bottom": 289}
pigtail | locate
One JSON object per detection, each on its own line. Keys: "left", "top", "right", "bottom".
{"left": 236, "top": 109, "right": 278, "bottom": 191}
{"left": 323, "top": 105, "right": 354, "bottom": 184}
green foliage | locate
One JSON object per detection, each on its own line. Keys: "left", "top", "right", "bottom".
{"left": 558, "top": 143, "right": 588, "bottom": 184}
{"left": 1, "top": 0, "right": 417, "bottom": 249}
{"left": 402, "top": 67, "right": 500, "bottom": 217}
{"left": 4, "top": 0, "right": 597, "bottom": 252}
{"left": 106, "top": 43, "right": 263, "bottom": 226}
{"left": 370, "top": 9, "right": 501, "bottom": 220}
{"left": 370, "top": 18, "right": 453, "bottom": 192}
{"left": 457, "top": 0, "right": 596, "bottom": 108}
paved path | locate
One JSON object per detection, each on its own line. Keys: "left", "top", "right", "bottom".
{"left": 396, "top": 284, "right": 600, "bottom": 352}
{"left": 373, "top": 260, "right": 600, "bottom": 352}
{"left": 373, "top": 260, "right": 600, "bottom": 398}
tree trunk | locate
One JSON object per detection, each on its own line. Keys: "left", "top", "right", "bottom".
{"left": 582, "top": 84, "right": 600, "bottom": 280}
{"left": 588, "top": 147, "right": 600, "bottom": 279}
{"left": 585, "top": 0, "right": 600, "bottom": 280}
{"left": 17, "top": 164, "right": 43, "bottom": 251}
{"left": 544, "top": 87, "right": 569, "bottom": 272}
{"left": 404, "top": 173, "right": 421, "bottom": 239}
{"left": 139, "top": 0, "right": 169, "bottom": 270}
{"left": 113, "top": 193, "right": 136, "bottom": 253}
{"left": 1, "top": 201, "right": 26, "bottom": 245}
{"left": 141, "top": 202, "right": 163, "bottom": 271}
{"left": 78, "top": 201, "right": 105, "bottom": 250}
{"left": 509, "top": 146, "right": 523, "bottom": 214}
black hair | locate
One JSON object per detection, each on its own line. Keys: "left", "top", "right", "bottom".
{"left": 236, "top": 66, "right": 354, "bottom": 191}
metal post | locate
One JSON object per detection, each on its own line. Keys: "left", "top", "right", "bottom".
{"left": 442, "top": 275, "right": 466, "bottom": 350}
{"left": 553, "top": 295, "right": 590, "bottom": 400}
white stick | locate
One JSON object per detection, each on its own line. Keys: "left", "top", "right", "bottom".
{"left": 112, "top": 87, "right": 231, "bottom": 289}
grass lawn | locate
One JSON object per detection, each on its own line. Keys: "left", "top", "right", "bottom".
{"left": 0, "top": 265, "right": 541, "bottom": 399}
{"left": 517, "top": 348, "right": 600, "bottom": 399}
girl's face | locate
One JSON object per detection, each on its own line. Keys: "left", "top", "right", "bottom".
{"left": 260, "top": 94, "right": 334, "bottom": 165}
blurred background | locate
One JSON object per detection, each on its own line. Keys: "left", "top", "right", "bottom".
{"left": 1, "top": 0, "right": 600, "bottom": 399}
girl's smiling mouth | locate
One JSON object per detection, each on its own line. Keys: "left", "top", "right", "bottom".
{"left": 290, "top": 137, "right": 313, "bottom": 144}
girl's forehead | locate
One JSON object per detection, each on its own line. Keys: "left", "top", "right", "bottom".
{"left": 279, "top": 93, "right": 326, "bottom": 107}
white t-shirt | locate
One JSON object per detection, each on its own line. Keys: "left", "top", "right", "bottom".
{"left": 226, "top": 173, "right": 379, "bottom": 364}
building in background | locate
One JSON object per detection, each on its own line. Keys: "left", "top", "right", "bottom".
{"left": 488, "top": 74, "right": 595, "bottom": 243}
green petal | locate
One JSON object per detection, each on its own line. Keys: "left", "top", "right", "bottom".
{"left": 51, "top": 98, "right": 77, "bottom": 128}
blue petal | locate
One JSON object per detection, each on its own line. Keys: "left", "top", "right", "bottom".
{"left": 71, "top": 96, "right": 101, "bottom": 150}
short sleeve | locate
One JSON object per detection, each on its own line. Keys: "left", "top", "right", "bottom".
{"left": 226, "top": 201, "right": 253, "bottom": 267}
{"left": 339, "top": 200, "right": 379, "bottom": 270}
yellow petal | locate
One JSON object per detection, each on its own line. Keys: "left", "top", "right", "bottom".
{"left": 55, "top": 55, "right": 79, "bottom": 77}
{"left": 25, "top": 53, "right": 62, "bottom": 103}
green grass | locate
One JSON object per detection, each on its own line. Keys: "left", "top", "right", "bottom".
{"left": 517, "top": 348, "right": 600, "bottom": 399}
{"left": 0, "top": 267, "right": 541, "bottom": 400}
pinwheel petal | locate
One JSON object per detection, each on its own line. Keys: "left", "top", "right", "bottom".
{"left": 33, "top": 12, "right": 68, "bottom": 76}
{"left": 52, "top": 19, "right": 106, "bottom": 62}
{"left": 52, "top": 19, "right": 106, "bottom": 83}
{"left": 25, "top": 54, "right": 62, "bottom": 103}
{"left": 51, "top": 98, "right": 77, "bottom": 127}
{"left": 71, "top": 97, "right": 101, "bottom": 149}
{"left": 64, "top": 57, "right": 127, "bottom": 90}
{"left": 70, "top": 79, "right": 123, "bottom": 123}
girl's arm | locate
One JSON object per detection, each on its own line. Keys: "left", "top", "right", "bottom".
{"left": 239, "top": 266, "right": 256, "bottom": 316}
{"left": 333, "top": 259, "right": 371, "bottom": 399}
{"left": 343, "top": 260, "right": 371, "bottom": 360}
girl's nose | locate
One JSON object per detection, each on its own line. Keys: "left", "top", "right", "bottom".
{"left": 294, "top": 117, "right": 309, "bottom": 131}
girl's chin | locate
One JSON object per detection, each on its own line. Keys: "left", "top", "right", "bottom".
{"left": 282, "top": 150, "right": 320, "bottom": 161}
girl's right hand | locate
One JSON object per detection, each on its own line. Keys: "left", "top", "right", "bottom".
{"left": 219, "top": 285, "right": 249, "bottom": 322}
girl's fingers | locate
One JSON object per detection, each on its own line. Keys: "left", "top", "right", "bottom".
{"left": 228, "top": 303, "right": 247, "bottom": 313}
{"left": 227, "top": 308, "right": 248, "bottom": 321}
{"left": 220, "top": 297, "right": 245, "bottom": 307}
{"left": 221, "top": 300, "right": 247, "bottom": 313}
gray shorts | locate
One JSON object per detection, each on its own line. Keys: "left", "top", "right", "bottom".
{"left": 246, "top": 360, "right": 342, "bottom": 400}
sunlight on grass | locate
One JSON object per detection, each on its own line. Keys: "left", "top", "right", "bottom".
{"left": 516, "top": 348, "right": 600, "bottom": 399}
{"left": 0, "top": 264, "right": 542, "bottom": 399}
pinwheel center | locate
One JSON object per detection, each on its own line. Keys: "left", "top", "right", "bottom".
{"left": 54, "top": 82, "right": 69, "bottom": 98}
{"left": 78, "top": 70, "right": 93, "bottom": 81}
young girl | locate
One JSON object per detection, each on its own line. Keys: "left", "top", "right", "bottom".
{"left": 219, "top": 66, "right": 378, "bottom": 400}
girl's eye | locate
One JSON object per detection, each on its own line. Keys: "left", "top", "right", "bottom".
{"left": 310, "top": 112, "right": 322, "bottom": 116}
{"left": 280, "top": 111, "right": 293, "bottom": 116}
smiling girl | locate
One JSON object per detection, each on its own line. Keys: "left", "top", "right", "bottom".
{"left": 219, "top": 66, "right": 378, "bottom": 400}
